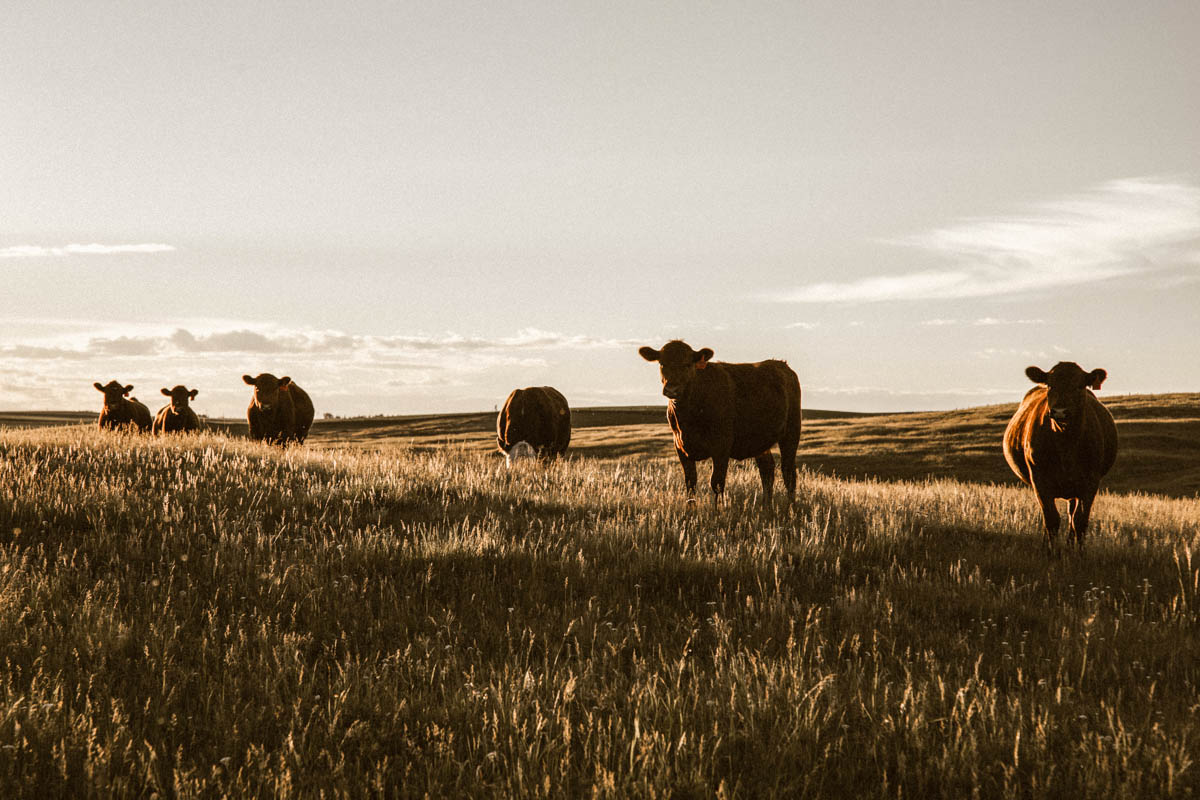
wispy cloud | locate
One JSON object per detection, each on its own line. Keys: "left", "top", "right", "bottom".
{"left": 920, "top": 317, "right": 1044, "bottom": 327}
{"left": 1, "top": 243, "right": 175, "bottom": 258}
{"left": 768, "top": 178, "right": 1200, "bottom": 303}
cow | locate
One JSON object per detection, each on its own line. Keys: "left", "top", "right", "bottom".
{"left": 496, "top": 386, "right": 571, "bottom": 463}
{"left": 153, "top": 385, "right": 202, "bottom": 434}
{"left": 639, "top": 340, "right": 801, "bottom": 506}
{"left": 1002, "top": 362, "right": 1118, "bottom": 550}
{"left": 242, "top": 373, "right": 314, "bottom": 445}
{"left": 93, "top": 380, "right": 152, "bottom": 432}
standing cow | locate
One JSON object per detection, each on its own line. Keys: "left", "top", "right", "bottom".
{"left": 496, "top": 386, "right": 571, "bottom": 464}
{"left": 1003, "top": 362, "right": 1118, "bottom": 550}
{"left": 93, "top": 380, "right": 152, "bottom": 432}
{"left": 242, "top": 373, "right": 314, "bottom": 445}
{"left": 153, "top": 385, "right": 202, "bottom": 434}
{"left": 639, "top": 340, "right": 801, "bottom": 506}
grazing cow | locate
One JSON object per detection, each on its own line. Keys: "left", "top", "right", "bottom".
{"left": 153, "top": 385, "right": 202, "bottom": 434}
{"left": 1003, "top": 362, "right": 1118, "bottom": 549}
{"left": 496, "top": 386, "right": 571, "bottom": 463}
{"left": 93, "top": 380, "right": 152, "bottom": 432}
{"left": 242, "top": 373, "right": 314, "bottom": 445}
{"left": 639, "top": 340, "right": 801, "bottom": 506}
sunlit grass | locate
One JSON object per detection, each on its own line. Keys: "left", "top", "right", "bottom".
{"left": 1, "top": 425, "right": 1198, "bottom": 797}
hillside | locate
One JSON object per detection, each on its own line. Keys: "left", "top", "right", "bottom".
{"left": 0, "top": 424, "right": 1198, "bottom": 796}
{"left": 8, "top": 393, "right": 1198, "bottom": 496}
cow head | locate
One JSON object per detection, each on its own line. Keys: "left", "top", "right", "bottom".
{"left": 1025, "top": 362, "right": 1107, "bottom": 428}
{"left": 506, "top": 440, "right": 537, "bottom": 468}
{"left": 161, "top": 385, "right": 198, "bottom": 412}
{"left": 243, "top": 373, "right": 292, "bottom": 411}
{"left": 639, "top": 340, "right": 714, "bottom": 400}
{"left": 94, "top": 380, "right": 133, "bottom": 407}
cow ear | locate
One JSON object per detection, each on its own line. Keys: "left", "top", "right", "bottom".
{"left": 94, "top": 382, "right": 105, "bottom": 392}
{"left": 162, "top": 388, "right": 171, "bottom": 396}
{"left": 638, "top": 347, "right": 660, "bottom": 362}
{"left": 243, "top": 375, "right": 256, "bottom": 386}
{"left": 123, "top": 385, "right": 134, "bottom": 395}
{"left": 189, "top": 389, "right": 199, "bottom": 399}
{"left": 694, "top": 348, "right": 714, "bottom": 365}
{"left": 1025, "top": 366, "right": 1048, "bottom": 384}
{"left": 278, "top": 376, "right": 292, "bottom": 388}
{"left": 1087, "top": 369, "right": 1107, "bottom": 390}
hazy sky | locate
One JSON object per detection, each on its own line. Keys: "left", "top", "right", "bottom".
{"left": 4, "top": 1, "right": 1199, "bottom": 417}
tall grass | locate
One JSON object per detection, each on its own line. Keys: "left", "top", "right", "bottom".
{"left": 1, "top": 425, "right": 1198, "bottom": 797}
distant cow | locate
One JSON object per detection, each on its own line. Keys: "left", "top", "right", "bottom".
{"left": 639, "top": 340, "right": 801, "bottom": 506}
{"left": 242, "top": 373, "right": 314, "bottom": 445}
{"left": 1003, "top": 362, "right": 1118, "bottom": 549}
{"left": 93, "top": 380, "right": 152, "bottom": 432}
{"left": 496, "top": 386, "right": 571, "bottom": 463}
{"left": 153, "top": 385, "right": 202, "bottom": 434}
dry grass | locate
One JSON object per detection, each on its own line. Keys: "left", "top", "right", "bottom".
{"left": 1, "top": 414, "right": 1198, "bottom": 797}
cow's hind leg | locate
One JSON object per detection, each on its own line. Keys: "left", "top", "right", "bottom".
{"left": 754, "top": 453, "right": 775, "bottom": 507}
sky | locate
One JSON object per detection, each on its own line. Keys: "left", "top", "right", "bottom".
{"left": 4, "top": 1, "right": 1200, "bottom": 417}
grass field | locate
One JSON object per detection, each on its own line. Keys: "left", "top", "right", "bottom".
{"left": 1, "top": 396, "right": 1198, "bottom": 796}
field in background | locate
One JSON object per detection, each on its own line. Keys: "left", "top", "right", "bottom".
{"left": 1, "top": 396, "right": 1199, "bottom": 796}
{"left": 7, "top": 392, "right": 1199, "bottom": 495}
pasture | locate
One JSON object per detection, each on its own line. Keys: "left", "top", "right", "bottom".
{"left": 1, "top": 395, "right": 1199, "bottom": 797}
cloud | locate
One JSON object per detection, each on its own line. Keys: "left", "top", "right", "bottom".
{"left": 372, "top": 328, "right": 640, "bottom": 352}
{"left": 0, "top": 324, "right": 641, "bottom": 415}
{"left": 920, "top": 317, "right": 1044, "bottom": 327}
{"left": 785, "top": 321, "right": 820, "bottom": 330}
{"left": 1, "top": 325, "right": 638, "bottom": 361}
{"left": 768, "top": 178, "right": 1200, "bottom": 303}
{"left": 1, "top": 243, "right": 176, "bottom": 258}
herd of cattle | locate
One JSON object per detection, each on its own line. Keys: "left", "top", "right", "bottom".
{"left": 92, "top": 341, "right": 1118, "bottom": 549}
{"left": 95, "top": 373, "right": 315, "bottom": 444}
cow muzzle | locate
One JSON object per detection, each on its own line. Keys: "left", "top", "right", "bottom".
{"left": 663, "top": 386, "right": 682, "bottom": 400}
{"left": 1049, "top": 408, "right": 1070, "bottom": 426}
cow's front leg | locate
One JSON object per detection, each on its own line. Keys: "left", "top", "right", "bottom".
{"left": 1034, "top": 483, "right": 1061, "bottom": 552}
{"left": 676, "top": 448, "right": 698, "bottom": 502}
{"left": 709, "top": 455, "right": 730, "bottom": 507}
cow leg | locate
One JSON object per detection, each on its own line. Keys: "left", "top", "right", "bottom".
{"left": 1066, "top": 498, "right": 1081, "bottom": 549}
{"left": 1034, "top": 484, "right": 1061, "bottom": 551}
{"left": 778, "top": 435, "right": 799, "bottom": 504}
{"left": 754, "top": 453, "right": 775, "bottom": 507}
{"left": 676, "top": 448, "right": 698, "bottom": 501}
{"left": 709, "top": 456, "right": 730, "bottom": 507}
{"left": 1068, "top": 491, "right": 1096, "bottom": 550}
